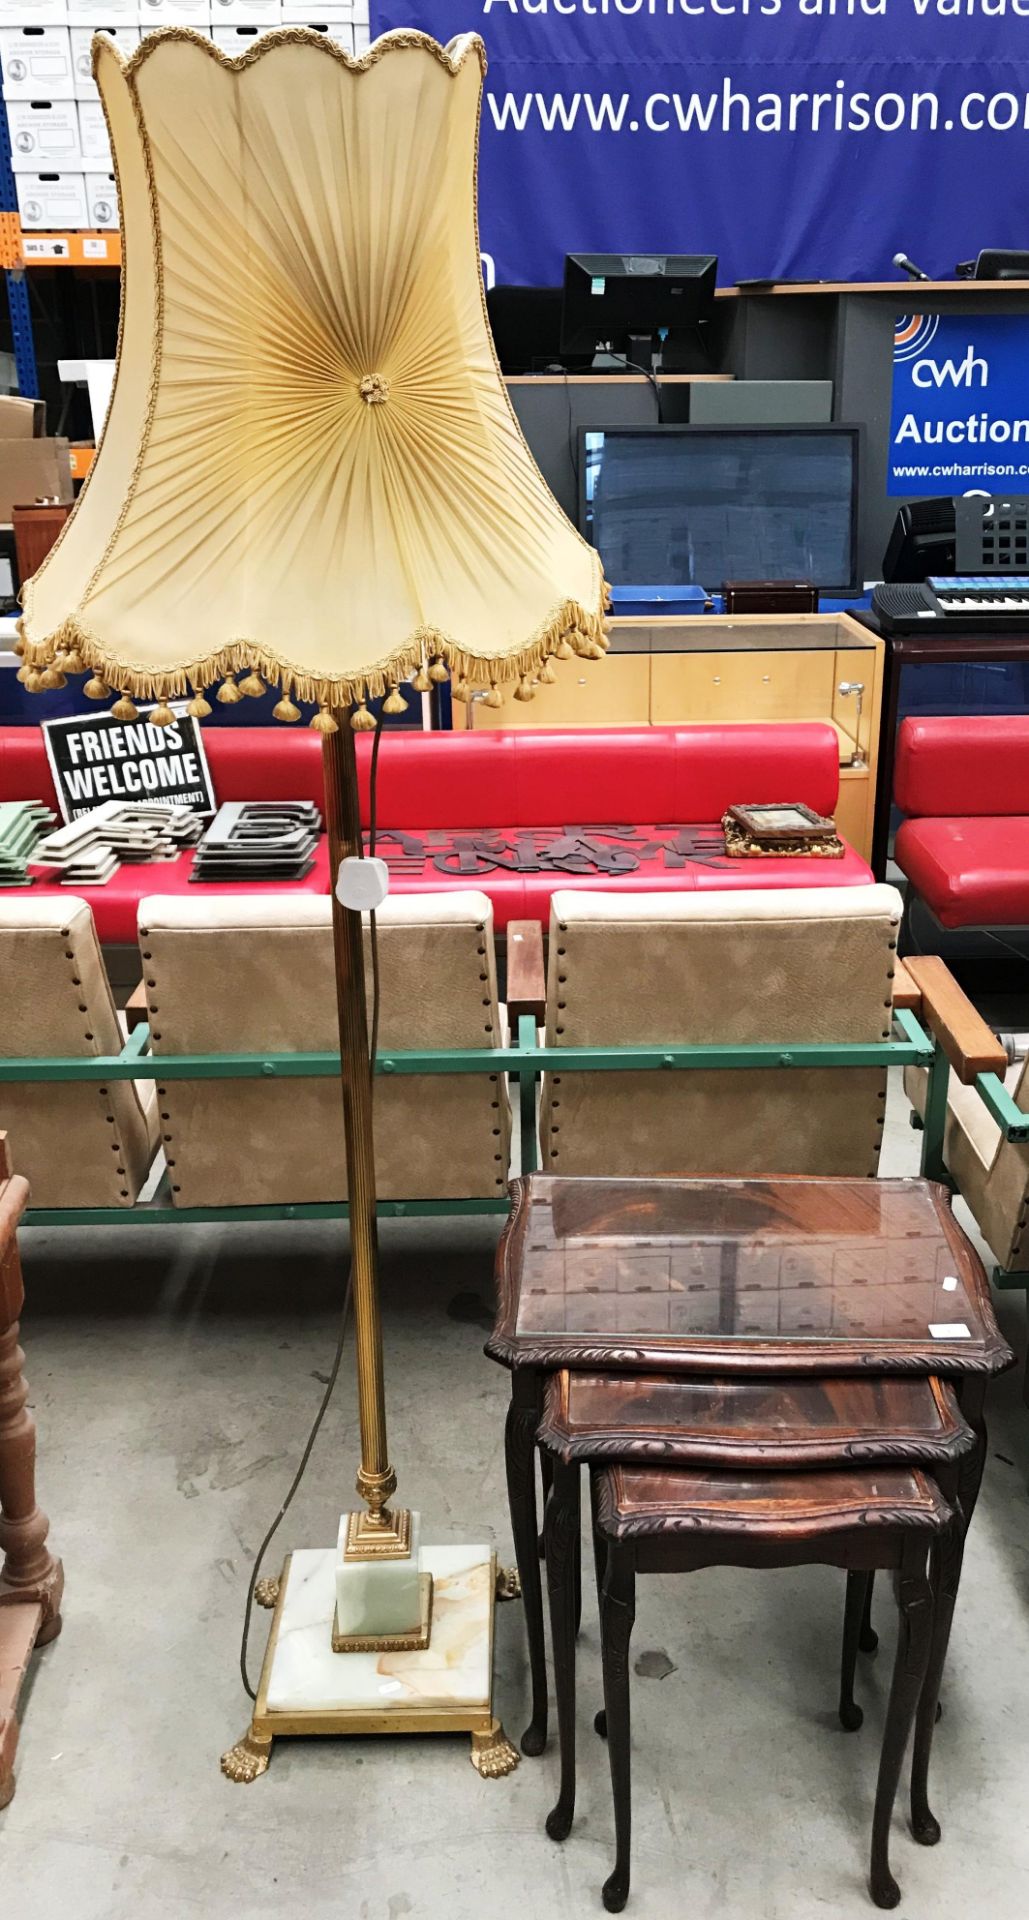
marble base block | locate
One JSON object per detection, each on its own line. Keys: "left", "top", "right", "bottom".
{"left": 334, "top": 1510, "right": 423, "bottom": 1637}
{"left": 264, "top": 1545, "right": 494, "bottom": 1717}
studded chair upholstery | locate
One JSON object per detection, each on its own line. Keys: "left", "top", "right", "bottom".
{"left": 0, "top": 896, "right": 158, "bottom": 1206}
{"left": 905, "top": 1055, "right": 1029, "bottom": 1276}
{"left": 540, "top": 884, "right": 906, "bottom": 1179}
{"left": 136, "top": 890, "right": 509, "bottom": 1207}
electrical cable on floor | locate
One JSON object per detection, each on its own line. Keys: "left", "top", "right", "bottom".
{"left": 238, "top": 710, "right": 385, "bottom": 1702}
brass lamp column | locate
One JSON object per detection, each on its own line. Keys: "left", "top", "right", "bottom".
{"left": 322, "top": 718, "right": 405, "bottom": 1551}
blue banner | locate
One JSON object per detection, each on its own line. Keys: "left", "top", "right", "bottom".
{"left": 373, "top": 6, "right": 1029, "bottom": 288}
{"left": 888, "top": 312, "right": 1029, "bottom": 495}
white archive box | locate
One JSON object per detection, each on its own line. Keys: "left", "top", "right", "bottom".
{"left": 209, "top": 0, "right": 281, "bottom": 23}
{"left": 136, "top": 0, "right": 212, "bottom": 23}
{"left": 16, "top": 169, "right": 88, "bottom": 228}
{"left": 7, "top": 97, "right": 83, "bottom": 168}
{"left": 210, "top": 24, "right": 273, "bottom": 51}
{"left": 78, "top": 96, "right": 111, "bottom": 163}
{"left": 277, "top": 19, "right": 352, "bottom": 49}
{"left": 84, "top": 170, "right": 118, "bottom": 227}
{"left": 0, "top": 24, "right": 74, "bottom": 98}
{"left": 0, "top": 3, "right": 69, "bottom": 24}
{"left": 71, "top": 25, "right": 140, "bottom": 98}
{"left": 67, "top": 0, "right": 137, "bottom": 17}
{"left": 281, "top": 0, "right": 368, "bottom": 18}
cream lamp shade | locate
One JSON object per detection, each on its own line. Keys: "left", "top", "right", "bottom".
{"left": 17, "top": 27, "right": 608, "bottom": 729}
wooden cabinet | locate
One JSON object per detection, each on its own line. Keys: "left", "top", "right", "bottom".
{"left": 470, "top": 613, "right": 884, "bottom": 865}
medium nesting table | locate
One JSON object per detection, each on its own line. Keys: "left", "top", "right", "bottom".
{"left": 487, "top": 1174, "right": 1014, "bottom": 1757}
{"left": 538, "top": 1370, "right": 976, "bottom": 1909}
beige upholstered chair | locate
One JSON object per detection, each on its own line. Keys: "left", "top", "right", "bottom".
{"left": 0, "top": 896, "right": 158, "bottom": 1207}
{"left": 137, "top": 891, "right": 510, "bottom": 1207}
{"left": 905, "top": 1055, "right": 1029, "bottom": 1278}
{"left": 540, "top": 885, "right": 905, "bottom": 1178}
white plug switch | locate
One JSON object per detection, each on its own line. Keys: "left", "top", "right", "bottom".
{"left": 335, "top": 856, "right": 390, "bottom": 911}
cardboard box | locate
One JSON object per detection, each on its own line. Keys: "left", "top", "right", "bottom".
{"left": 0, "top": 395, "right": 45, "bottom": 438}
{"left": 274, "top": 18, "right": 350, "bottom": 50}
{"left": 210, "top": 22, "right": 273, "bottom": 51}
{"left": 67, "top": 0, "right": 137, "bottom": 16}
{"left": 0, "top": 2, "right": 69, "bottom": 24}
{"left": 71, "top": 25, "right": 140, "bottom": 98}
{"left": 209, "top": 0, "right": 280, "bottom": 22}
{"left": 136, "top": 0, "right": 211, "bottom": 22}
{"left": 0, "top": 438, "right": 74, "bottom": 522}
{"left": 7, "top": 96, "right": 83, "bottom": 169}
{"left": 77, "top": 97, "right": 111, "bottom": 164}
{"left": 281, "top": 0, "right": 367, "bottom": 18}
{"left": 84, "top": 170, "right": 118, "bottom": 228}
{"left": 0, "top": 23, "right": 74, "bottom": 98}
{"left": 15, "top": 169, "right": 87, "bottom": 228}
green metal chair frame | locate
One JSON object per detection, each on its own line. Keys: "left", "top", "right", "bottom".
{"left": 5, "top": 1004, "right": 1027, "bottom": 1229}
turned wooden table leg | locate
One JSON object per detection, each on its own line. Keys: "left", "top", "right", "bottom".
{"left": 0, "top": 1159, "right": 64, "bottom": 1812}
{"left": 0, "top": 1315, "right": 63, "bottom": 1635}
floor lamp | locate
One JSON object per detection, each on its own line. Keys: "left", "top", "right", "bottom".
{"left": 19, "top": 25, "right": 608, "bottom": 1777}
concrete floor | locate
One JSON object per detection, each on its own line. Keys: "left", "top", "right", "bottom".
{"left": 3, "top": 1083, "right": 1029, "bottom": 1920}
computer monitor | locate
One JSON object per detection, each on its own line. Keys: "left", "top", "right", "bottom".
{"left": 579, "top": 425, "right": 860, "bottom": 595}
{"left": 561, "top": 253, "right": 717, "bottom": 371}
{"left": 970, "top": 250, "right": 1029, "bottom": 281}
{"left": 882, "top": 499, "right": 957, "bottom": 582}
{"left": 485, "top": 285, "right": 565, "bottom": 373}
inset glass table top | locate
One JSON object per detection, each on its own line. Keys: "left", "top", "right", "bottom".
{"left": 490, "top": 1176, "right": 1011, "bottom": 1377}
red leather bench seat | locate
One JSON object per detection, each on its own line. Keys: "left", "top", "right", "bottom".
{"left": 894, "top": 819, "right": 1029, "bottom": 929}
{"left": 893, "top": 715, "right": 1029, "bottom": 928}
{"left": 0, "top": 721, "right": 871, "bottom": 940}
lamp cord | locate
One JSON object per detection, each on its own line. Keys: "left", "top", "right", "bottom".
{"left": 238, "top": 709, "right": 385, "bottom": 1702}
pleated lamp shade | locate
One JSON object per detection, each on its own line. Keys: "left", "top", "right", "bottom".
{"left": 18, "top": 28, "right": 608, "bottom": 729}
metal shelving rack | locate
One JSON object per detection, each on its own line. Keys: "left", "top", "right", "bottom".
{"left": 0, "top": 97, "right": 38, "bottom": 398}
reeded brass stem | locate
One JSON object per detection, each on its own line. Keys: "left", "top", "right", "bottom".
{"left": 322, "top": 717, "right": 397, "bottom": 1525}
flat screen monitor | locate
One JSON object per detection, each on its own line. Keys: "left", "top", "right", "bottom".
{"left": 561, "top": 253, "right": 717, "bottom": 361}
{"left": 974, "top": 249, "right": 1029, "bottom": 281}
{"left": 882, "top": 498, "right": 956, "bottom": 582}
{"left": 579, "top": 425, "right": 860, "bottom": 595}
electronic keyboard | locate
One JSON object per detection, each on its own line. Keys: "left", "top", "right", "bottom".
{"left": 873, "top": 576, "right": 1029, "bottom": 634}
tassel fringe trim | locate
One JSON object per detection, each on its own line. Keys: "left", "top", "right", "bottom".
{"left": 15, "top": 593, "right": 611, "bottom": 717}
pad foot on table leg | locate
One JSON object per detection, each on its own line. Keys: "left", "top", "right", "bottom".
{"left": 546, "top": 1797, "right": 574, "bottom": 1842}
{"left": 603, "top": 1868, "right": 630, "bottom": 1914}
{"left": 911, "top": 1806, "right": 942, "bottom": 1847}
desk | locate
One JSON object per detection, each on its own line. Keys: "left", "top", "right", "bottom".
{"left": 506, "top": 373, "right": 733, "bottom": 526}
{"left": 709, "top": 280, "right": 1029, "bottom": 581}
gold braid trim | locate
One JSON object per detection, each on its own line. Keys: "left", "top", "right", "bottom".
{"left": 114, "top": 26, "right": 487, "bottom": 85}
{"left": 17, "top": 596, "right": 610, "bottom": 709}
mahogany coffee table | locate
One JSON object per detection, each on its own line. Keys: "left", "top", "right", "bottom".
{"left": 487, "top": 1173, "right": 1014, "bottom": 1753}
